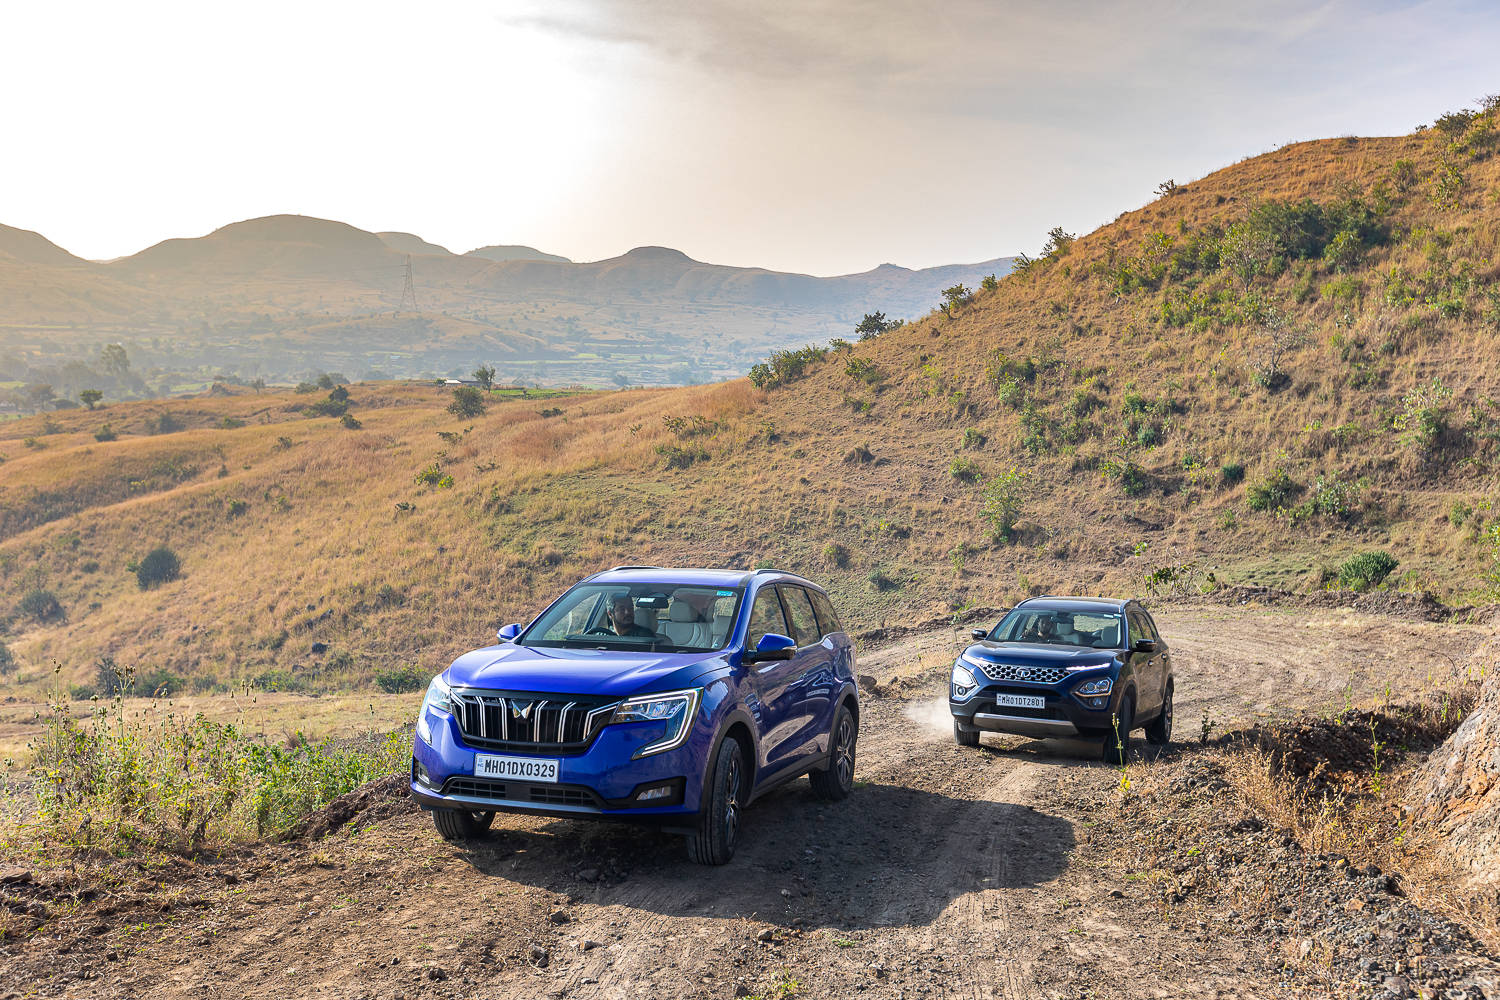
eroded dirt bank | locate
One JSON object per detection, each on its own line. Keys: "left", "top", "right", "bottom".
{"left": 2, "top": 604, "right": 1497, "bottom": 999}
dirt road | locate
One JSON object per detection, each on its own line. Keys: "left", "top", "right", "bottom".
{"left": 2, "top": 603, "right": 1492, "bottom": 999}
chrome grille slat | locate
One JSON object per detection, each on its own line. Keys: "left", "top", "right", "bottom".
{"left": 451, "top": 690, "right": 618, "bottom": 754}
{"left": 975, "top": 662, "right": 1067, "bottom": 684}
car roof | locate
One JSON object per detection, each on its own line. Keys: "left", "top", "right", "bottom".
{"left": 1013, "top": 596, "right": 1131, "bottom": 613}
{"left": 583, "top": 566, "right": 822, "bottom": 590}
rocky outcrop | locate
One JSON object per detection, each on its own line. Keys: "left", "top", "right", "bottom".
{"left": 1411, "top": 637, "right": 1500, "bottom": 885}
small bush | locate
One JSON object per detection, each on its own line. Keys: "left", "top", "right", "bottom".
{"left": 94, "top": 423, "right": 117, "bottom": 442}
{"left": 980, "top": 467, "right": 1028, "bottom": 540}
{"left": 414, "top": 463, "right": 454, "bottom": 489}
{"left": 374, "top": 665, "right": 427, "bottom": 694}
{"left": 134, "top": 546, "right": 182, "bottom": 589}
{"left": 0, "top": 641, "right": 15, "bottom": 675}
{"left": 949, "top": 456, "right": 981, "bottom": 482}
{"left": 340, "top": 413, "right": 362, "bottom": 429}
{"left": 19, "top": 588, "right": 64, "bottom": 622}
{"left": 821, "top": 542, "right": 849, "bottom": 567}
{"left": 1101, "top": 458, "right": 1149, "bottom": 496}
{"left": 226, "top": 499, "right": 249, "bottom": 518}
{"left": 1338, "top": 551, "right": 1398, "bottom": 591}
{"left": 146, "top": 411, "right": 183, "bottom": 435}
{"left": 1220, "top": 462, "right": 1246, "bottom": 485}
{"left": 867, "top": 568, "right": 901, "bottom": 591}
{"left": 844, "top": 357, "right": 884, "bottom": 385}
{"left": 960, "top": 427, "right": 987, "bottom": 449}
{"left": 448, "top": 386, "right": 486, "bottom": 418}
{"left": 1246, "top": 470, "right": 1303, "bottom": 511}
{"left": 657, "top": 443, "right": 709, "bottom": 469}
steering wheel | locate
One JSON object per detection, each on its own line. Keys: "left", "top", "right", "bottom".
{"left": 584, "top": 626, "right": 616, "bottom": 636}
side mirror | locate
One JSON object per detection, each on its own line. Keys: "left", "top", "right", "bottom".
{"left": 970, "top": 628, "right": 989, "bottom": 641}
{"left": 496, "top": 623, "right": 523, "bottom": 643}
{"left": 1133, "top": 639, "right": 1157, "bottom": 654}
{"left": 745, "top": 633, "right": 797, "bottom": 663}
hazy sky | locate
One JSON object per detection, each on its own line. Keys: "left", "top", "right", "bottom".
{"left": 3, "top": 1, "right": 1496, "bottom": 275}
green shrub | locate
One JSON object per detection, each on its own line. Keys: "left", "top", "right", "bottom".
{"left": 844, "top": 357, "right": 884, "bottom": 385}
{"left": 657, "top": 443, "right": 709, "bottom": 469}
{"left": 1220, "top": 462, "right": 1246, "bottom": 485}
{"left": 19, "top": 588, "right": 64, "bottom": 622}
{"left": 448, "top": 386, "right": 486, "bottom": 418}
{"left": 960, "top": 427, "right": 987, "bottom": 449}
{"left": 1338, "top": 551, "right": 1398, "bottom": 591}
{"left": 94, "top": 423, "right": 117, "bottom": 442}
{"left": 1246, "top": 470, "right": 1303, "bottom": 511}
{"left": 980, "top": 467, "right": 1028, "bottom": 540}
{"left": 1101, "top": 458, "right": 1149, "bottom": 496}
{"left": 1308, "top": 474, "right": 1362, "bottom": 522}
{"left": 1393, "top": 378, "right": 1452, "bottom": 452}
{"left": 949, "top": 456, "right": 981, "bottom": 482}
{"left": 867, "top": 568, "right": 901, "bottom": 591}
{"left": 146, "top": 411, "right": 183, "bottom": 435}
{"left": 340, "top": 413, "right": 362, "bottom": 429}
{"left": 0, "top": 641, "right": 15, "bottom": 675}
{"left": 374, "top": 665, "right": 427, "bottom": 694}
{"left": 414, "top": 463, "right": 454, "bottom": 489}
{"left": 134, "top": 546, "right": 182, "bottom": 589}
{"left": 30, "top": 692, "right": 406, "bottom": 849}
{"left": 821, "top": 542, "right": 849, "bottom": 567}
{"left": 226, "top": 499, "right": 249, "bottom": 518}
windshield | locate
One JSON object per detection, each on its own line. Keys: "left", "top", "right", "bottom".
{"left": 989, "top": 609, "right": 1123, "bottom": 649}
{"left": 520, "top": 583, "right": 745, "bottom": 653}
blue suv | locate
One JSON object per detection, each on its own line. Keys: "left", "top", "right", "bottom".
{"left": 949, "top": 597, "right": 1174, "bottom": 763}
{"left": 410, "top": 567, "right": 860, "bottom": 864}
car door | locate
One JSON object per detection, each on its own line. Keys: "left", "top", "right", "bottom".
{"left": 744, "top": 585, "right": 803, "bottom": 774}
{"left": 1139, "top": 609, "right": 1171, "bottom": 707}
{"left": 1125, "top": 608, "right": 1164, "bottom": 716}
{"left": 776, "top": 585, "right": 835, "bottom": 763}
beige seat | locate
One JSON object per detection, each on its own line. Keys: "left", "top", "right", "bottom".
{"left": 661, "top": 601, "right": 709, "bottom": 647}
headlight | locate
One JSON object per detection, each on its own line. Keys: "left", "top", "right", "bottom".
{"left": 417, "top": 675, "right": 451, "bottom": 744}
{"left": 608, "top": 688, "right": 702, "bottom": 758}
{"left": 951, "top": 663, "right": 977, "bottom": 701}
{"left": 1075, "top": 677, "right": 1113, "bottom": 697}
{"left": 959, "top": 651, "right": 990, "bottom": 673}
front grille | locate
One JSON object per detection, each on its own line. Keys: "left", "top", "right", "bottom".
{"left": 450, "top": 691, "right": 618, "bottom": 753}
{"left": 440, "top": 776, "right": 602, "bottom": 809}
{"left": 974, "top": 661, "right": 1067, "bottom": 684}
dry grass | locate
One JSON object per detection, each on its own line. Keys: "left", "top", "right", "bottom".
{"left": 2, "top": 110, "right": 1499, "bottom": 704}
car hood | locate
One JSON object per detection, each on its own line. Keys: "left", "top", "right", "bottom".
{"left": 964, "top": 641, "right": 1119, "bottom": 669}
{"left": 444, "top": 643, "right": 724, "bottom": 698}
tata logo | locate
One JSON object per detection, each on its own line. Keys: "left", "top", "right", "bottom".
{"left": 1017, "top": 668, "right": 1032, "bottom": 680}
{"left": 510, "top": 702, "right": 535, "bottom": 721}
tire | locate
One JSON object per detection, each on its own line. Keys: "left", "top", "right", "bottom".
{"left": 1101, "top": 693, "right": 1135, "bottom": 765}
{"left": 1145, "top": 682, "right": 1173, "bottom": 746}
{"left": 686, "top": 734, "right": 746, "bottom": 865}
{"left": 432, "top": 808, "right": 495, "bottom": 842}
{"left": 810, "top": 704, "right": 857, "bottom": 801}
{"left": 954, "top": 719, "right": 980, "bottom": 747}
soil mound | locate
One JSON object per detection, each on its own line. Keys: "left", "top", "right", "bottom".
{"left": 1237, "top": 709, "right": 1445, "bottom": 789}
{"left": 284, "top": 774, "right": 415, "bottom": 841}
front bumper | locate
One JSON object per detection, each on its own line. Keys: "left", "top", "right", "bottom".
{"left": 949, "top": 673, "right": 1121, "bottom": 741}
{"left": 410, "top": 705, "right": 710, "bottom": 822}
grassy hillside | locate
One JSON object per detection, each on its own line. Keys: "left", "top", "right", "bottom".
{"left": 2, "top": 100, "right": 1498, "bottom": 698}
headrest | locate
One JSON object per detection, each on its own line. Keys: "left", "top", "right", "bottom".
{"left": 669, "top": 602, "right": 699, "bottom": 623}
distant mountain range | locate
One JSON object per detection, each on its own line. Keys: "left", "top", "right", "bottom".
{"left": 0, "top": 215, "right": 1012, "bottom": 390}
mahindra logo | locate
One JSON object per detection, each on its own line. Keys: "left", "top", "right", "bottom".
{"left": 510, "top": 702, "right": 535, "bottom": 721}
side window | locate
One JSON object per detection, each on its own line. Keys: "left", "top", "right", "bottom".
{"left": 1139, "top": 612, "right": 1162, "bottom": 643}
{"left": 810, "top": 590, "right": 842, "bottom": 637}
{"left": 1126, "top": 610, "right": 1149, "bottom": 646}
{"left": 747, "top": 588, "right": 790, "bottom": 649}
{"left": 778, "top": 586, "right": 821, "bottom": 648}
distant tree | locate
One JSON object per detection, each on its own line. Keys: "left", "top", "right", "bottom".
{"left": 473, "top": 365, "right": 496, "bottom": 391}
{"left": 316, "top": 373, "right": 336, "bottom": 390}
{"left": 1041, "top": 227, "right": 1076, "bottom": 258}
{"left": 79, "top": 389, "right": 104, "bottom": 410}
{"left": 1221, "top": 221, "right": 1278, "bottom": 288}
{"left": 1155, "top": 179, "right": 1181, "bottom": 198}
{"left": 855, "top": 312, "right": 893, "bottom": 340}
{"left": 941, "top": 284, "right": 971, "bottom": 312}
{"left": 980, "top": 274, "right": 1000, "bottom": 293}
{"left": 23, "top": 384, "right": 54, "bottom": 412}
{"left": 250, "top": 378, "right": 266, "bottom": 394}
{"left": 133, "top": 546, "right": 181, "bottom": 590}
{"left": 448, "top": 386, "right": 486, "bottom": 418}
{"left": 99, "top": 343, "right": 130, "bottom": 377}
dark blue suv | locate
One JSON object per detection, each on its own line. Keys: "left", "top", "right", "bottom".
{"left": 949, "top": 597, "right": 1173, "bottom": 763}
{"left": 410, "top": 567, "right": 860, "bottom": 864}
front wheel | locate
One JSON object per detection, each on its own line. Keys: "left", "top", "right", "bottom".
{"left": 686, "top": 734, "right": 745, "bottom": 865}
{"left": 1145, "top": 683, "right": 1173, "bottom": 746}
{"left": 1101, "top": 694, "right": 1135, "bottom": 765}
{"left": 954, "top": 719, "right": 980, "bottom": 747}
{"left": 810, "top": 705, "right": 857, "bottom": 801}
{"left": 432, "top": 808, "right": 494, "bottom": 842}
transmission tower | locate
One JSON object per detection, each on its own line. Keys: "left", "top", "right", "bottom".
{"left": 398, "top": 255, "right": 419, "bottom": 313}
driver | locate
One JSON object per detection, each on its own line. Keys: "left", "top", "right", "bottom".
{"left": 607, "top": 595, "right": 656, "bottom": 638}
{"left": 1020, "top": 615, "right": 1057, "bottom": 643}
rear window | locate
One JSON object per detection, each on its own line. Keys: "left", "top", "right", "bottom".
{"left": 809, "top": 589, "right": 843, "bottom": 637}
{"left": 778, "top": 586, "right": 821, "bottom": 648}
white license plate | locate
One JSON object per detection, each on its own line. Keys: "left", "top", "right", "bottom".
{"left": 994, "top": 693, "right": 1045, "bottom": 710}
{"left": 474, "top": 754, "right": 560, "bottom": 783}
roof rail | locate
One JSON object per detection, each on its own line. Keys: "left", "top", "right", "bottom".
{"left": 608, "top": 565, "right": 662, "bottom": 572}
{"left": 752, "top": 567, "right": 788, "bottom": 575}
